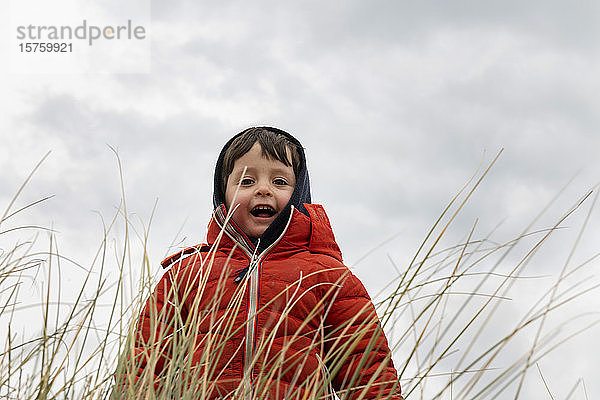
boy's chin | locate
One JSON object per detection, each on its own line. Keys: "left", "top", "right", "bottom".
{"left": 246, "top": 229, "right": 266, "bottom": 239}
{"left": 246, "top": 223, "right": 270, "bottom": 239}
{"left": 245, "top": 215, "right": 277, "bottom": 238}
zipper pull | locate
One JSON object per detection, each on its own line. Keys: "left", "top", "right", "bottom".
{"left": 234, "top": 239, "right": 260, "bottom": 284}
{"left": 233, "top": 256, "right": 256, "bottom": 283}
{"left": 234, "top": 267, "right": 249, "bottom": 283}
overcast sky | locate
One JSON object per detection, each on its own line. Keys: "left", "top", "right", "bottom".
{"left": 2, "top": 1, "right": 599, "bottom": 398}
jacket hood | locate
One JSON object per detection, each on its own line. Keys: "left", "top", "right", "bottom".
{"left": 212, "top": 127, "right": 312, "bottom": 254}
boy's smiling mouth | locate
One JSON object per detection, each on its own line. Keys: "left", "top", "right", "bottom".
{"left": 250, "top": 205, "right": 277, "bottom": 219}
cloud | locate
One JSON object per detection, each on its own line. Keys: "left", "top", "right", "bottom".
{"left": 2, "top": 1, "right": 599, "bottom": 396}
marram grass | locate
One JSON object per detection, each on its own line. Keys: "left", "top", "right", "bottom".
{"left": 1, "top": 153, "right": 598, "bottom": 399}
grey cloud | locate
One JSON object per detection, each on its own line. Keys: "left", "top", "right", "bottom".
{"left": 149, "top": 0, "right": 600, "bottom": 51}
{"left": 5, "top": 1, "right": 599, "bottom": 396}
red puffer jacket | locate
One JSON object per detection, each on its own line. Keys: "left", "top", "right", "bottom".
{"left": 130, "top": 203, "right": 403, "bottom": 399}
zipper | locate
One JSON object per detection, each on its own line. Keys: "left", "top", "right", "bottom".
{"left": 242, "top": 237, "right": 260, "bottom": 395}
{"left": 234, "top": 239, "right": 260, "bottom": 283}
{"left": 243, "top": 258, "right": 260, "bottom": 400}
{"left": 240, "top": 207, "right": 295, "bottom": 400}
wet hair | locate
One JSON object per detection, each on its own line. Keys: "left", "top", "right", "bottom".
{"left": 221, "top": 127, "right": 301, "bottom": 194}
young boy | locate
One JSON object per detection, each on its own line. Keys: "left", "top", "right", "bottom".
{"left": 126, "top": 127, "right": 403, "bottom": 399}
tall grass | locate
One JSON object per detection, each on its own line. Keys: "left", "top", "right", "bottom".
{"left": 1, "top": 152, "right": 598, "bottom": 399}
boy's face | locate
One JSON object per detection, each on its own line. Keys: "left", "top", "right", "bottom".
{"left": 225, "top": 142, "right": 296, "bottom": 238}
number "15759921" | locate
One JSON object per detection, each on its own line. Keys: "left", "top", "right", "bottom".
{"left": 19, "top": 42, "right": 72, "bottom": 52}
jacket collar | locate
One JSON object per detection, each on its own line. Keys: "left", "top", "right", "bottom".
{"left": 207, "top": 203, "right": 343, "bottom": 262}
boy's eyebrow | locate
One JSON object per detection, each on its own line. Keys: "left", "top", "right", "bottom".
{"left": 233, "top": 166, "right": 294, "bottom": 175}
{"left": 231, "top": 166, "right": 256, "bottom": 176}
{"left": 269, "top": 167, "right": 295, "bottom": 175}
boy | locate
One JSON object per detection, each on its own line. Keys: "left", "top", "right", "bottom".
{"left": 125, "top": 127, "right": 403, "bottom": 399}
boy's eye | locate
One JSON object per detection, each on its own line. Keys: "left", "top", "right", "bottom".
{"left": 240, "top": 178, "right": 254, "bottom": 185}
{"left": 273, "top": 178, "right": 288, "bottom": 185}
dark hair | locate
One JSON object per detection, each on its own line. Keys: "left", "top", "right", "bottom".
{"left": 221, "top": 127, "right": 301, "bottom": 193}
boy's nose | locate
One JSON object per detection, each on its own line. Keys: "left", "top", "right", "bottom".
{"left": 255, "top": 182, "right": 272, "bottom": 197}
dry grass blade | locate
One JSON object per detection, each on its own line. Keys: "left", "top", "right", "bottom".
{"left": 0, "top": 151, "right": 51, "bottom": 228}
{"left": 535, "top": 363, "right": 554, "bottom": 400}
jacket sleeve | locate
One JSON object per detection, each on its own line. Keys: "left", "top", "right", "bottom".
{"left": 323, "top": 266, "right": 403, "bottom": 400}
